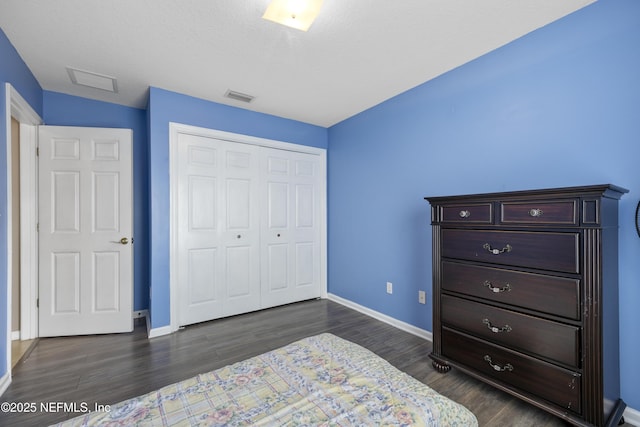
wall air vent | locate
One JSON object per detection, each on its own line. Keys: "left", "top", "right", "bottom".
{"left": 225, "top": 90, "right": 254, "bottom": 103}
{"left": 67, "top": 67, "right": 118, "bottom": 93}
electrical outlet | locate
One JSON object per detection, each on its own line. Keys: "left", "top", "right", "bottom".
{"left": 418, "top": 290, "right": 426, "bottom": 304}
{"left": 386, "top": 282, "right": 393, "bottom": 294}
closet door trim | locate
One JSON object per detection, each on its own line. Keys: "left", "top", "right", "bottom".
{"left": 168, "top": 122, "right": 327, "bottom": 333}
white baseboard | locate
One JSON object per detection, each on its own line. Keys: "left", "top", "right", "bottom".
{"left": 133, "top": 309, "right": 148, "bottom": 319}
{"left": 146, "top": 311, "right": 172, "bottom": 339}
{"left": 326, "top": 293, "right": 432, "bottom": 341}
{"left": 148, "top": 325, "right": 172, "bottom": 339}
{"left": 11, "top": 331, "right": 20, "bottom": 341}
{"left": 624, "top": 406, "right": 640, "bottom": 426}
{"left": 0, "top": 372, "right": 10, "bottom": 397}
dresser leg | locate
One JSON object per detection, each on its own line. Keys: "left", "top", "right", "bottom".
{"left": 430, "top": 356, "right": 451, "bottom": 373}
{"left": 432, "top": 360, "right": 451, "bottom": 373}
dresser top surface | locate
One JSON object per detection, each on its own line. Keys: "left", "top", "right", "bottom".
{"left": 425, "top": 184, "right": 628, "bottom": 204}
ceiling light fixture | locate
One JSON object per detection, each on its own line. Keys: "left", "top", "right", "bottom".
{"left": 262, "top": 0, "right": 324, "bottom": 32}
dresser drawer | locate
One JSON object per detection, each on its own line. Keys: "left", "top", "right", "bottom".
{"left": 442, "top": 262, "right": 580, "bottom": 319}
{"left": 441, "top": 229, "right": 580, "bottom": 273}
{"left": 437, "top": 203, "right": 493, "bottom": 224}
{"left": 500, "top": 199, "right": 577, "bottom": 225}
{"left": 442, "top": 328, "right": 581, "bottom": 414}
{"left": 442, "top": 295, "right": 579, "bottom": 366}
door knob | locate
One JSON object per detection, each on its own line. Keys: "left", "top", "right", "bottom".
{"left": 115, "top": 237, "right": 129, "bottom": 245}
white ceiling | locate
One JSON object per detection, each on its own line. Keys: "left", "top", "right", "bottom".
{"left": 0, "top": 0, "right": 595, "bottom": 127}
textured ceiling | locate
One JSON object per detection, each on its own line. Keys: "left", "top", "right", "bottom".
{"left": 0, "top": 0, "right": 595, "bottom": 127}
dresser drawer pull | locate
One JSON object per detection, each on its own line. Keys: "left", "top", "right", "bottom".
{"left": 483, "top": 355, "right": 514, "bottom": 372}
{"left": 459, "top": 210, "right": 471, "bottom": 218}
{"left": 482, "top": 243, "right": 512, "bottom": 255}
{"left": 528, "top": 208, "right": 544, "bottom": 217}
{"left": 482, "top": 318, "right": 512, "bottom": 333}
{"left": 483, "top": 280, "right": 511, "bottom": 293}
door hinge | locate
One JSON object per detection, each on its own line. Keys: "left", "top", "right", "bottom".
{"left": 36, "top": 298, "right": 39, "bottom": 308}
{"left": 37, "top": 223, "right": 39, "bottom": 232}
{"left": 36, "top": 147, "right": 39, "bottom": 156}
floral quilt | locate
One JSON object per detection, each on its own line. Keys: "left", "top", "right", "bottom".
{"left": 52, "top": 333, "right": 477, "bottom": 426}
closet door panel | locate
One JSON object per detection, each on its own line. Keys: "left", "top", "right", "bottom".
{"left": 267, "top": 244, "right": 289, "bottom": 290}
{"left": 226, "top": 179, "right": 251, "bottom": 228}
{"left": 187, "top": 248, "right": 218, "bottom": 304}
{"left": 261, "top": 149, "right": 321, "bottom": 307}
{"left": 295, "top": 184, "right": 314, "bottom": 228}
{"left": 177, "top": 134, "right": 225, "bottom": 326}
{"left": 226, "top": 246, "right": 252, "bottom": 297}
{"left": 268, "top": 182, "right": 289, "bottom": 228}
{"left": 295, "top": 242, "right": 314, "bottom": 286}
{"left": 291, "top": 153, "right": 321, "bottom": 301}
{"left": 219, "top": 144, "right": 261, "bottom": 316}
{"left": 177, "top": 134, "right": 260, "bottom": 326}
{"left": 262, "top": 151, "right": 292, "bottom": 306}
{"left": 189, "top": 176, "right": 217, "bottom": 230}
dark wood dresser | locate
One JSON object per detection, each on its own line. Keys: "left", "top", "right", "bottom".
{"left": 426, "top": 185, "right": 627, "bottom": 427}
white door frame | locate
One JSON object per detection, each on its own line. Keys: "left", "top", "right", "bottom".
{"left": 3, "top": 83, "right": 42, "bottom": 390}
{"left": 18, "top": 121, "right": 38, "bottom": 341}
{"left": 168, "top": 122, "right": 327, "bottom": 336}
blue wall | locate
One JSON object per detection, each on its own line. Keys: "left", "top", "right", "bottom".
{"left": 0, "top": 28, "right": 42, "bottom": 383}
{"left": 0, "top": 29, "right": 42, "bottom": 115}
{"left": 147, "top": 87, "right": 328, "bottom": 328}
{"left": 42, "top": 91, "right": 149, "bottom": 311}
{"left": 3, "top": 0, "right": 640, "bottom": 414}
{"left": 328, "top": 0, "right": 640, "bottom": 410}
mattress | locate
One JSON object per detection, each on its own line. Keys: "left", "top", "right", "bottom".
{"left": 52, "top": 333, "right": 477, "bottom": 426}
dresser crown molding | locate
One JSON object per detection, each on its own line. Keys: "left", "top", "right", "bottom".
{"left": 426, "top": 184, "right": 628, "bottom": 427}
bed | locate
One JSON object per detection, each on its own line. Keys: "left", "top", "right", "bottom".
{"left": 52, "top": 333, "right": 477, "bottom": 426}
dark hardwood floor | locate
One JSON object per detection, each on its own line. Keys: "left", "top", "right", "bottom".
{"left": 1, "top": 299, "right": 570, "bottom": 426}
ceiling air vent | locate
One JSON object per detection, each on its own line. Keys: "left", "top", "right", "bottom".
{"left": 67, "top": 67, "right": 118, "bottom": 93}
{"left": 225, "top": 90, "right": 254, "bottom": 103}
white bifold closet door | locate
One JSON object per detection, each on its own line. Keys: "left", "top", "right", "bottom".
{"left": 176, "top": 132, "right": 321, "bottom": 327}
{"left": 176, "top": 133, "right": 261, "bottom": 326}
{"left": 260, "top": 149, "right": 321, "bottom": 307}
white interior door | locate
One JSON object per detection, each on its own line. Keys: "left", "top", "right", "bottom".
{"left": 176, "top": 133, "right": 260, "bottom": 326}
{"left": 261, "top": 149, "right": 321, "bottom": 307}
{"left": 38, "top": 126, "right": 133, "bottom": 337}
